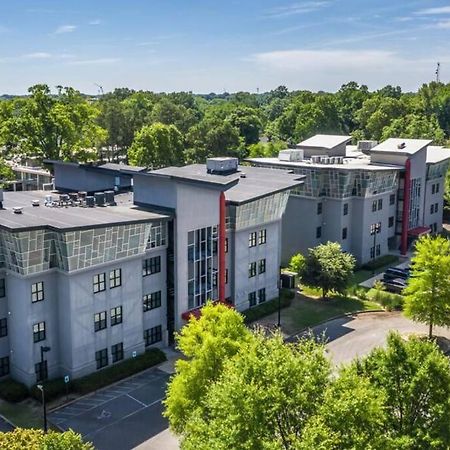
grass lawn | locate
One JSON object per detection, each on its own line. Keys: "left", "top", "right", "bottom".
{"left": 0, "top": 399, "right": 45, "bottom": 429}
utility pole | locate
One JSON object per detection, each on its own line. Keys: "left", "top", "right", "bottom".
{"left": 436, "top": 62, "right": 441, "bottom": 83}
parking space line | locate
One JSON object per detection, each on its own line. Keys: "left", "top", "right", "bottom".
{"left": 126, "top": 393, "right": 148, "bottom": 407}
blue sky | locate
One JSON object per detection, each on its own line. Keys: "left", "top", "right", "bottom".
{"left": 1, "top": 0, "right": 450, "bottom": 94}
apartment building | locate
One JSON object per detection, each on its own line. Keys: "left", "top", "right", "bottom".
{"left": 247, "top": 135, "right": 450, "bottom": 265}
{"left": 0, "top": 158, "right": 302, "bottom": 385}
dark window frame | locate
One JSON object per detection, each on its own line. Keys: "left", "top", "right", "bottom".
{"left": 248, "top": 262, "right": 257, "bottom": 278}
{"left": 388, "top": 216, "right": 394, "bottom": 228}
{"left": 0, "top": 318, "right": 7, "bottom": 338}
{"left": 143, "top": 256, "right": 161, "bottom": 276}
{"left": 342, "top": 227, "right": 347, "bottom": 240}
{"left": 248, "top": 232, "right": 257, "bottom": 248}
{"left": 33, "top": 321, "right": 46, "bottom": 343}
{"left": 93, "top": 273, "right": 106, "bottom": 293}
{"left": 378, "top": 199, "right": 383, "bottom": 210}
{"left": 390, "top": 194, "right": 395, "bottom": 205}
{"left": 316, "top": 226, "right": 322, "bottom": 239}
{"left": 111, "top": 342, "right": 124, "bottom": 363}
{"left": 144, "top": 325, "right": 162, "bottom": 346}
{"left": 258, "top": 288, "right": 266, "bottom": 304}
{"left": 258, "top": 259, "right": 266, "bottom": 274}
{"left": 0, "top": 279, "right": 5, "bottom": 298}
{"left": 143, "top": 291, "right": 162, "bottom": 312}
{"left": 317, "top": 202, "right": 322, "bottom": 215}
{"left": 31, "top": 281, "right": 44, "bottom": 303}
{"left": 109, "top": 268, "right": 122, "bottom": 289}
{"left": 35, "top": 360, "right": 48, "bottom": 382}
{"left": 248, "top": 291, "right": 257, "bottom": 307}
{"left": 94, "top": 311, "right": 107, "bottom": 332}
{"left": 0, "top": 356, "right": 9, "bottom": 376}
{"left": 343, "top": 203, "right": 348, "bottom": 216}
{"left": 258, "top": 229, "right": 267, "bottom": 245}
{"left": 110, "top": 306, "right": 123, "bottom": 326}
{"left": 95, "top": 348, "right": 108, "bottom": 369}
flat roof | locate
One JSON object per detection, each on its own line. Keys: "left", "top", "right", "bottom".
{"left": 370, "top": 138, "right": 432, "bottom": 155}
{"left": 148, "top": 164, "right": 304, "bottom": 204}
{"left": 297, "top": 134, "right": 352, "bottom": 149}
{"left": 0, "top": 191, "right": 169, "bottom": 231}
{"left": 426, "top": 146, "right": 450, "bottom": 164}
{"left": 246, "top": 157, "right": 403, "bottom": 171}
{"left": 44, "top": 160, "right": 146, "bottom": 174}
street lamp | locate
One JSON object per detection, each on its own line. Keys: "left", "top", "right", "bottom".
{"left": 371, "top": 223, "right": 381, "bottom": 275}
{"left": 37, "top": 384, "right": 47, "bottom": 433}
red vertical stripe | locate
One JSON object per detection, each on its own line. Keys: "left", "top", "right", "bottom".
{"left": 401, "top": 159, "right": 411, "bottom": 255}
{"left": 219, "top": 192, "right": 226, "bottom": 302}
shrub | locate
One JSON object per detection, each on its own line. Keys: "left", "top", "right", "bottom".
{"left": 361, "top": 255, "right": 399, "bottom": 271}
{"left": 369, "top": 288, "right": 403, "bottom": 311}
{"left": 354, "top": 287, "right": 368, "bottom": 301}
{"left": 243, "top": 290, "right": 293, "bottom": 323}
{"left": 0, "top": 378, "right": 29, "bottom": 403}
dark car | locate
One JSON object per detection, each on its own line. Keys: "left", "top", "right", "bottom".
{"left": 383, "top": 267, "right": 409, "bottom": 281}
{"left": 383, "top": 278, "right": 406, "bottom": 294}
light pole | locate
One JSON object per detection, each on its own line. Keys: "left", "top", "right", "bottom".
{"left": 277, "top": 266, "right": 282, "bottom": 328}
{"left": 37, "top": 384, "right": 47, "bottom": 433}
{"left": 371, "top": 223, "right": 381, "bottom": 275}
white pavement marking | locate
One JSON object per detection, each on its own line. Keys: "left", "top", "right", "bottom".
{"left": 127, "top": 393, "right": 148, "bottom": 407}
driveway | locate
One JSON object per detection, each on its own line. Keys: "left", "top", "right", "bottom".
{"left": 291, "top": 311, "right": 450, "bottom": 365}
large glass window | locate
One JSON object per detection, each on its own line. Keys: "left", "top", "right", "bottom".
{"left": 143, "top": 291, "right": 161, "bottom": 312}
{"left": 33, "top": 322, "right": 46, "bottom": 343}
{"left": 258, "top": 288, "right": 266, "bottom": 304}
{"left": 109, "top": 269, "right": 121, "bottom": 288}
{"left": 390, "top": 194, "right": 395, "bottom": 205}
{"left": 342, "top": 228, "right": 347, "bottom": 240}
{"left": 378, "top": 199, "right": 383, "bottom": 210}
{"left": 144, "top": 325, "right": 162, "bottom": 346}
{"left": 143, "top": 256, "right": 161, "bottom": 276}
{"left": 316, "top": 227, "right": 322, "bottom": 239}
{"left": 93, "top": 273, "right": 106, "bottom": 293}
{"left": 96, "top": 348, "right": 108, "bottom": 369}
{"left": 31, "top": 282, "right": 44, "bottom": 303}
{"left": 111, "top": 343, "right": 124, "bottom": 363}
{"left": 343, "top": 203, "right": 348, "bottom": 216}
{"left": 0, "top": 318, "right": 7, "bottom": 338}
{"left": 110, "top": 306, "right": 122, "bottom": 326}
{"left": 389, "top": 216, "right": 394, "bottom": 228}
{"left": 94, "top": 311, "right": 107, "bottom": 332}
{"left": 258, "top": 259, "right": 266, "bottom": 274}
{"left": 248, "top": 262, "right": 257, "bottom": 278}
{"left": 248, "top": 292, "right": 257, "bottom": 307}
{"left": 35, "top": 360, "right": 48, "bottom": 382}
{"left": 0, "top": 356, "right": 9, "bottom": 376}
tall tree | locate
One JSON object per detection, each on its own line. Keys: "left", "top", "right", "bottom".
{"left": 128, "top": 123, "right": 184, "bottom": 168}
{"left": 301, "top": 242, "right": 355, "bottom": 299}
{"left": 403, "top": 235, "right": 450, "bottom": 338}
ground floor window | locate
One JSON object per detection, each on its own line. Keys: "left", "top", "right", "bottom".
{"left": 144, "top": 325, "right": 162, "bottom": 346}
{"left": 95, "top": 348, "right": 108, "bottom": 369}
{"left": 35, "top": 360, "right": 48, "bottom": 383}
{"left": 111, "top": 343, "right": 124, "bottom": 363}
{"left": 248, "top": 291, "right": 257, "bottom": 307}
{"left": 0, "top": 356, "right": 9, "bottom": 376}
{"left": 258, "top": 288, "right": 266, "bottom": 304}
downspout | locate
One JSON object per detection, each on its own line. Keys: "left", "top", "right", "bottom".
{"left": 401, "top": 159, "right": 411, "bottom": 255}
{"left": 218, "top": 192, "right": 226, "bottom": 302}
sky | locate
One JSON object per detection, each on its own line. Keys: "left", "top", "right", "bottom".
{"left": 1, "top": 0, "right": 450, "bottom": 94}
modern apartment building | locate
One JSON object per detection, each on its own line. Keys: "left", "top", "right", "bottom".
{"left": 247, "top": 135, "right": 450, "bottom": 265}
{"left": 0, "top": 158, "right": 302, "bottom": 385}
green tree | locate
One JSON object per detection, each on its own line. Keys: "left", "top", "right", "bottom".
{"left": 301, "top": 242, "right": 356, "bottom": 299}
{"left": 164, "top": 302, "right": 252, "bottom": 434}
{"left": 0, "top": 159, "right": 15, "bottom": 187}
{"left": 128, "top": 123, "right": 184, "bottom": 168}
{"left": 288, "top": 252, "right": 306, "bottom": 277}
{"left": 403, "top": 235, "right": 450, "bottom": 338}
{"left": 0, "top": 428, "right": 93, "bottom": 449}
{"left": 335, "top": 82, "right": 370, "bottom": 134}
{"left": 227, "top": 107, "right": 262, "bottom": 145}
{"left": 353, "top": 332, "right": 450, "bottom": 449}
{"left": 1, "top": 84, "right": 106, "bottom": 162}
{"left": 181, "top": 331, "right": 330, "bottom": 450}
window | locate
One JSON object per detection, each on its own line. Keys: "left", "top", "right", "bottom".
{"left": 389, "top": 216, "right": 394, "bottom": 228}
{"left": 0, "top": 356, "right": 9, "bottom": 377}
{"left": 258, "top": 259, "right": 266, "bottom": 274}
{"left": 378, "top": 199, "right": 383, "bottom": 210}
{"left": 370, "top": 246, "right": 375, "bottom": 259}
{"left": 342, "top": 227, "right": 347, "bottom": 240}
{"left": 33, "top": 322, "right": 46, "bottom": 343}
{"left": 370, "top": 222, "right": 381, "bottom": 235}
{"left": 111, "top": 343, "right": 124, "bottom": 363}
{"left": 225, "top": 238, "right": 229, "bottom": 253}
{"left": 436, "top": 183, "right": 440, "bottom": 193}
{"left": 0, "top": 318, "right": 7, "bottom": 338}
{"left": 225, "top": 269, "right": 229, "bottom": 284}
{"left": 248, "top": 262, "right": 257, "bottom": 278}
{"left": 258, "top": 229, "right": 267, "bottom": 245}
{"left": 390, "top": 194, "right": 395, "bottom": 205}
{"left": 372, "top": 200, "right": 377, "bottom": 212}
{"left": 376, "top": 244, "right": 381, "bottom": 256}
{"left": 248, "top": 232, "right": 257, "bottom": 248}
{"left": 31, "top": 282, "right": 44, "bottom": 303}
{"left": 109, "top": 269, "right": 121, "bottom": 288}
{"left": 258, "top": 288, "right": 266, "bottom": 304}
{"left": 144, "top": 325, "right": 162, "bottom": 346}
{"left": 248, "top": 291, "right": 257, "bottom": 307}
{"left": 0, "top": 279, "right": 5, "bottom": 298}
{"left": 317, "top": 202, "right": 322, "bottom": 215}
{"left": 110, "top": 306, "right": 122, "bottom": 326}
{"left": 35, "top": 360, "right": 48, "bottom": 382}
{"left": 143, "top": 291, "right": 161, "bottom": 312}
{"left": 343, "top": 203, "right": 348, "bottom": 216}
{"left": 143, "top": 256, "right": 161, "bottom": 276}
{"left": 93, "top": 273, "right": 106, "bottom": 293}
{"left": 432, "top": 184, "right": 435, "bottom": 195}
{"left": 95, "top": 348, "right": 108, "bottom": 369}
{"left": 430, "top": 204, "right": 434, "bottom": 214}
{"left": 433, "top": 222, "right": 438, "bottom": 233}
{"left": 94, "top": 311, "right": 107, "bottom": 332}
{"left": 316, "top": 226, "right": 322, "bottom": 239}
{"left": 435, "top": 203, "right": 438, "bottom": 213}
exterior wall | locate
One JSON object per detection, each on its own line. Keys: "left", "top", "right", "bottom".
{"left": 424, "top": 178, "right": 445, "bottom": 233}
{"left": 232, "top": 221, "right": 281, "bottom": 311}
{"left": 0, "top": 271, "right": 10, "bottom": 379}
{"left": 133, "top": 175, "right": 177, "bottom": 210}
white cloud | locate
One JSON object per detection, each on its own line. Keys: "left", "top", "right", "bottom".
{"left": 89, "top": 19, "right": 101, "bottom": 25}
{"left": 437, "top": 19, "right": 450, "bottom": 28}
{"left": 23, "top": 52, "right": 52, "bottom": 59}
{"left": 67, "top": 58, "right": 120, "bottom": 65}
{"left": 264, "top": 1, "right": 330, "bottom": 19}
{"left": 54, "top": 25, "right": 77, "bottom": 34}
{"left": 415, "top": 6, "right": 450, "bottom": 15}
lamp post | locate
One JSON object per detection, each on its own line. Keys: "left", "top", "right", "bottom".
{"left": 37, "top": 384, "right": 47, "bottom": 433}
{"left": 371, "top": 223, "right": 381, "bottom": 275}
{"left": 38, "top": 345, "right": 50, "bottom": 433}
{"left": 277, "top": 266, "right": 282, "bottom": 328}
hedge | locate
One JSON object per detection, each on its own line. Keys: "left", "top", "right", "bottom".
{"left": 243, "top": 289, "right": 295, "bottom": 323}
{"left": 361, "top": 255, "right": 399, "bottom": 271}
{"left": 0, "top": 379, "right": 29, "bottom": 403}
{"left": 30, "top": 348, "right": 166, "bottom": 402}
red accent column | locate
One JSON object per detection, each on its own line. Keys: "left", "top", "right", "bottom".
{"left": 401, "top": 159, "right": 411, "bottom": 255}
{"left": 218, "top": 192, "right": 226, "bottom": 303}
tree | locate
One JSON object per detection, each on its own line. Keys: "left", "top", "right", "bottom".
{"left": 227, "top": 107, "right": 262, "bottom": 145}
{"left": 1, "top": 84, "right": 106, "bottom": 162}
{"left": 128, "top": 123, "right": 184, "bottom": 168}
{"left": 180, "top": 331, "right": 330, "bottom": 450}
{"left": 301, "top": 242, "right": 355, "bottom": 299}
{"left": 164, "top": 302, "right": 252, "bottom": 434}
{"left": 403, "top": 235, "right": 450, "bottom": 338}
{"left": 0, "top": 159, "right": 15, "bottom": 187}
{"left": 353, "top": 332, "right": 450, "bottom": 449}
{"left": 0, "top": 428, "right": 93, "bottom": 449}
{"left": 288, "top": 253, "right": 306, "bottom": 277}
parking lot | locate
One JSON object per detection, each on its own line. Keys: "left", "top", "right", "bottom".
{"left": 49, "top": 368, "right": 171, "bottom": 450}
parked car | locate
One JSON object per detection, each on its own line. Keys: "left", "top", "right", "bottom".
{"left": 383, "top": 267, "right": 409, "bottom": 281}
{"left": 383, "top": 278, "right": 407, "bottom": 294}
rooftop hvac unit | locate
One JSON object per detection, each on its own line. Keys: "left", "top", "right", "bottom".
{"left": 311, "top": 155, "right": 322, "bottom": 163}
{"left": 12, "top": 207, "right": 23, "bottom": 214}
{"left": 335, "top": 156, "right": 344, "bottom": 164}
{"left": 59, "top": 194, "right": 69, "bottom": 203}
{"left": 94, "top": 192, "right": 105, "bottom": 207}
{"left": 45, "top": 194, "right": 53, "bottom": 204}
{"left": 86, "top": 196, "right": 95, "bottom": 207}
{"left": 206, "top": 157, "right": 238, "bottom": 174}
{"left": 278, "top": 149, "right": 304, "bottom": 162}
{"left": 104, "top": 190, "right": 115, "bottom": 205}
{"left": 69, "top": 193, "right": 78, "bottom": 202}
{"left": 357, "top": 140, "right": 378, "bottom": 152}
{"left": 31, "top": 200, "right": 40, "bottom": 207}
{"left": 78, "top": 191, "right": 87, "bottom": 200}
{"left": 320, "top": 156, "right": 330, "bottom": 164}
